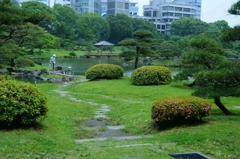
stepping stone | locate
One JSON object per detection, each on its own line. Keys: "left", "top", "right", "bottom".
{"left": 94, "top": 114, "right": 108, "bottom": 119}
{"left": 84, "top": 120, "right": 110, "bottom": 127}
{"left": 234, "top": 106, "right": 240, "bottom": 109}
{"left": 88, "top": 102, "right": 98, "bottom": 105}
{"left": 96, "top": 129, "right": 128, "bottom": 138}
{"left": 107, "top": 125, "right": 125, "bottom": 130}
{"left": 75, "top": 135, "right": 153, "bottom": 143}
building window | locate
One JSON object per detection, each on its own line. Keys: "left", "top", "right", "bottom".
{"left": 125, "top": 3, "right": 129, "bottom": 9}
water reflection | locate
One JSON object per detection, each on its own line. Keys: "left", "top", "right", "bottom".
{"left": 38, "top": 57, "right": 181, "bottom": 76}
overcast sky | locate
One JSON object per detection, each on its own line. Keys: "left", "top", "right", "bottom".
{"left": 136, "top": 0, "right": 240, "bottom": 27}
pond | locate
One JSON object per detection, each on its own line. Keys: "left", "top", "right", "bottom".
{"left": 37, "top": 57, "right": 182, "bottom": 77}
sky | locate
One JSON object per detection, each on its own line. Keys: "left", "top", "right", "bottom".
{"left": 135, "top": 0, "right": 240, "bottom": 27}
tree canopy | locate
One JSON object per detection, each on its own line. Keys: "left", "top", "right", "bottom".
{"left": 118, "top": 29, "right": 158, "bottom": 69}
{"left": 170, "top": 17, "right": 208, "bottom": 36}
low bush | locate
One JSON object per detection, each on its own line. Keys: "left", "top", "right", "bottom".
{"left": 69, "top": 52, "right": 77, "bottom": 57}
{"left": 131, "top": 66, "right": 172, "bottom": 85}
{"left": 39, "top": 68, "right": 48, "bottom": 74}
{"left": 85, "top": 64, "right": 124, "bottom": 80}
{"left": 0, "top": 80, "right": 48, "bottom": 126}
{"left": 15, "top": 58, "right": 35, "bottom": 68}
{"left": 0, "top": 75, "right": 13, "bottom": 81}
{"left": 151, "top": 96, "right": 211, "bottom": 126}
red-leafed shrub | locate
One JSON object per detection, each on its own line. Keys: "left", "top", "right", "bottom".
{"left": 151, "top": 96, "right": 211, "bottom": 126}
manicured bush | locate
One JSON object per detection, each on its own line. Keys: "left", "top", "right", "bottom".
{"left": 85, "top": 64, "right": 124, "bottom": 80}
{"left": 131, "top": 66, "right": 172, "bottom": 85}
{"left": 39, "top": 68, "right": 48, "bottom": 74}
{"left": 0, "top": 80, "right": 48, "bottom": 125}
{"left": 15, "top": 58, "right": 35, "bottom": 68}
{"left": 151, "top": 96, "right": 211, "bottom": 126}
{"left": 69, "top": 52, "right": 77, "bottom": 57}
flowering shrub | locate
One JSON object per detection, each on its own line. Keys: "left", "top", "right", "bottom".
{"left": 0, "top": 80, "right": 48, "bottom": 126}
{"left": 151, "top": 96, "right": 211, "bottom": 126}
{"left": 131, "top": 66, "right": 172, "bottom": 85}
{"left": 85, "top": 64, "right": 124, "bottom": 80}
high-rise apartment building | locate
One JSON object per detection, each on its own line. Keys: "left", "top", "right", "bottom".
{"left": 71, "top": 0, "right": 101, "bottom": 15}
{"left": 139, "top": 0, "right": 201, "bottom": 34}
{"left": 54, "top": 0, "right": 71, "bottom": 7}
{"left": 107, "top": 0, "right": 130, "bottom": 16}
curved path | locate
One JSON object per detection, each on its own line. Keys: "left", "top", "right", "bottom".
{"left": 54, "top": 77, "right": 152, "bottom": 143}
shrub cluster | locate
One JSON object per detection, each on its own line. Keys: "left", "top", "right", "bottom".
{"left": 85, "top": 64, "right": 124, "bottom": 80}
{"left": 151, "top": 96, "right": 211, "bottom": 126}
{"left": 69, "top": 52, "right": 77, "bottom": 57}
{"left": 15, "top": 58, "right": 35, "bottom": 68}
{"left": 131, "top": 66, "right": 172, "bottom": 85}
{"left": 0, "top": 80, "right": 48, "bottom": 125}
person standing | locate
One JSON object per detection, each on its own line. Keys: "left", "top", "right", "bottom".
{"left": 50, "top": 54, "right": 56, "bottom": 71}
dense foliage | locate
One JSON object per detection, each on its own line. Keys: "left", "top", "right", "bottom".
{"left": 151, "top": 96, "right": 211, "bottom": 126}
{"left": 15, "top": 58, "right": 35, "bottom": 67}
{"left": 85, "top": 64, "right": 124, "bottom": 80}
{"left": 131, "top": 66, "right": 172, "bottom": 85}
{"left": 119, "top": 29, "right": 158, "bottom": 69}
{"left": 0, "top": 80, "right": 48, "bottom": 125}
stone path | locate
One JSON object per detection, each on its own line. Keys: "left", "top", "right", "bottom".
{"left": 54, "top": 78, "right": 152, "bottom": 143}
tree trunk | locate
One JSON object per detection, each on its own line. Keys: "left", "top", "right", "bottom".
{"left": 134, "top": 57, "right": 138, "bottom": 69}
{"left": 214, "top": 96, "right": 232, "bottom": 115}
{"left": 183, "top": 80, "right": 195, "bottom": 87}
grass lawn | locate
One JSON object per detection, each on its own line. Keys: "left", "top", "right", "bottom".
{"left": 0, "top": 78, "right": 240, "bottom": 159}
{"left": 22, "top": 47, "right": 123, "bottom": 59}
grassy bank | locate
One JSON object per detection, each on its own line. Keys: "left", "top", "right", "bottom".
{"left": 0, "top": 78, "right": 240, "bottom": 158}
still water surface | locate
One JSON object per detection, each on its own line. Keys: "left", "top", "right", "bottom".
{"left": 38, "top": 57, "right": 181, "bottom": 76}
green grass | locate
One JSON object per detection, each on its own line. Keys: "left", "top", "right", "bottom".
{"left": 23, "top": 47, "right": 123, "bottom": 59}
{"left": 0, "top": 78, "right": 240, "bottom": 159}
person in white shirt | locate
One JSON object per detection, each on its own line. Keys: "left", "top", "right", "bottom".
{"left": 50, "top": 54, "right": 56, "bottom": 71}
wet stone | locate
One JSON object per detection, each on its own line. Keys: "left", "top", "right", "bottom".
{"left": 95, "top": 129, "right": 129, "bottom": 138}
{"left": 107, "top": 125, "right": 125, "bottom": 130}
{"left": 94, "top": 114, "right": 108, "bottom": 119}
{"left": 83, "top": 120, "right": 111, "bottom": 127}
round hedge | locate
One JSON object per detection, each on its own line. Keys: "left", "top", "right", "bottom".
{"left": 0, "top": 80, "right": 48, "bottom": 125}
{"left": 131, "top": 66, "right": 172, "bottom": 85}
{"left": 85, "top": 64, "right": 124, "bottom": 80}
{"left": 151, "top": 96, "right": 211, "bottom": 125}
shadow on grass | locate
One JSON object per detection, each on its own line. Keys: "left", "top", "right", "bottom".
{"left": 0, "top": 121, "right": 46, "bottom": 131}
{"left": 144, "top": 118, "right": 208, "bottom": 133}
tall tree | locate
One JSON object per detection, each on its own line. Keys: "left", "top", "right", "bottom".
{"left": 118, "top": 29, "right": 158, "bottom": 69}
{"left": 170, "top": 17, "right": 208, "bottom": 36}
{"left": 0, "top": 0, "right": 51, "bottom": 60}
{"left": 51, "top": 4, "right": 78, "bottom": 40}
{"left": 76, "top": 13, "right": 110, "bottom": 41}
{"left": 158, "top": 41, "right": 183, "bottom": 59}
{"left": 174, "top": 36, "right": 227, "bottom": 85}
{"left": 107, "top": 14, "right": 133, "bottom": 44}
{"left": 193, "top": 61, "right": 240, "bottom": 115}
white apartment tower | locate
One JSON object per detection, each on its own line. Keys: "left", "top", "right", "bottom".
{"left": 107, "top": 0, "right": 130, "bottom": 16}
{"left": 141, "top": 0, "right": 202, "bottom": 34}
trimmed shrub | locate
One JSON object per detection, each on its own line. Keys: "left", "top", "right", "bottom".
{"left": 69, "top": 52, "right": 77, "bottom": 57}
{"left": 15, "top": 58, "right": 35, "bottom": 68}
{"left": 131, "top": 66, "right": 172, "bottom": 85}
{"left": 0, "top": 80, "right": 48, "bottom": 125}
{"left": 85, "top": 64, "right": 124, "bottom": 80}
{"left": 151, "top": 96, "right": 211, "bottom": 126}
{"left": 39, "top": 68, "right": 48, "bottom": 74}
